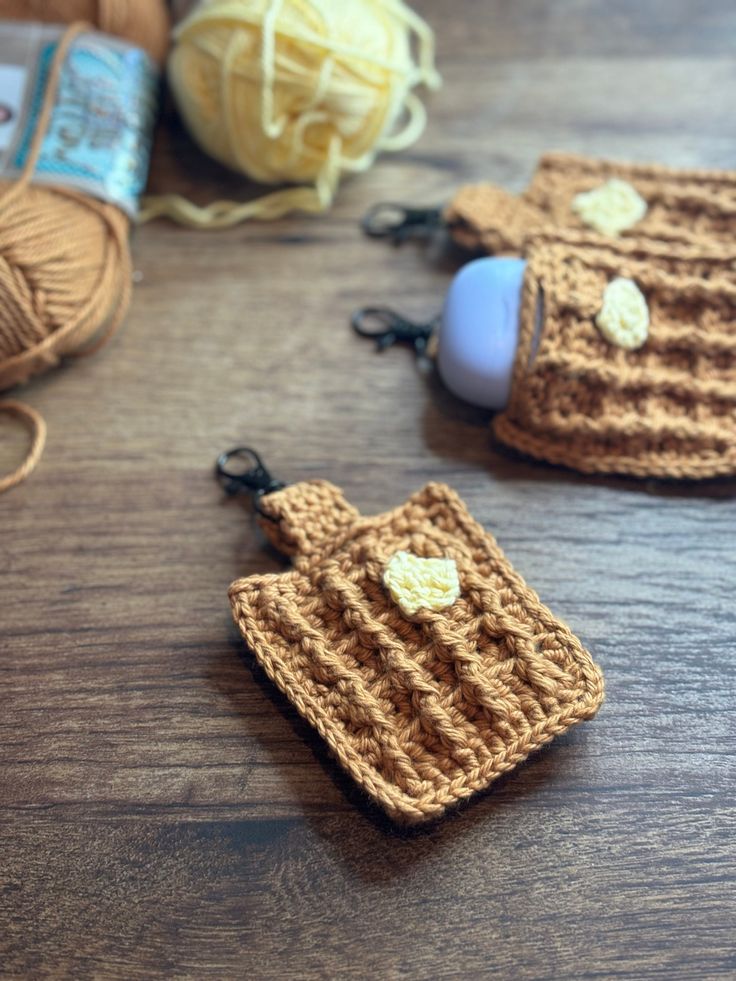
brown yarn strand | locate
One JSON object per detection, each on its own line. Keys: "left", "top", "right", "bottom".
{"left": 229, "top": 480, "right": 604, "bottom": 824}
{"left": 0, "top": 23, "right": 88, "bottom": 212}
{"left": 0, "top": 400, "right": 47, "bottom": 493}
{"left": 0, "top": 21, "right": 134, "bottom": 491}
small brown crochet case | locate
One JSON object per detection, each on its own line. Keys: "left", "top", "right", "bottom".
{"left": 229, "top": 479, "right": 603, "bottom": 824}
{"left": 493, "top": 236, "right": 736, "bottom": 479}
{"left": 445, "top": 152, "right": 736, "bottom": 254}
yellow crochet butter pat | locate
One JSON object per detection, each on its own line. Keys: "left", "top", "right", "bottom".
{"left": 596, "top": 277, "right": 649, "bottom": 350}
{"left": 383, "top": 551, "right": 461, "bottom": 616}
{"left": 572, "top": 178, "right": 647, "bottom": 236}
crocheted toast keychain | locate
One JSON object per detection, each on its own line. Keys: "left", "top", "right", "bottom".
{"left": 354, "top": 234, "right": 736, "bottom": 479}
{"left": 364, "top": 152, "right": 736, "bottom": 254}
{"left": 218, "top": 449, "right": 604, "bottom": 825}
{"left": 493, "top": 235, "right": 736, "bottom": 479}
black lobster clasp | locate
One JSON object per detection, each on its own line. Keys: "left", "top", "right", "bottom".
{"left": 351, "top": 306, "right": 439, "bottom": 356}
{"left": 361, "top": 203, "right": 442, "bottom": 245}
{"left": 215, "top": 448, "right": 286, "bottom": 507}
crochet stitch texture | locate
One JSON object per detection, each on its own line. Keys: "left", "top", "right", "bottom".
{"left": 445, "top": 152, "right": 736, "bottom": 254}
{"left": 493, "top": 236, "right": 736, "bottom": 479}
{"left": 229, "top": 480, "right": 604, "bottom": 824}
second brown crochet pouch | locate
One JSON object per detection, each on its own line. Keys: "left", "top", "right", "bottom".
{"left": 229, "top": 479, "right": 603, "bottom": 824}
{"left": 493, "top": 236, "right": 736, "bottom": 479}
{"left": 445, "top": 152, "right": 736, "bottom": 254}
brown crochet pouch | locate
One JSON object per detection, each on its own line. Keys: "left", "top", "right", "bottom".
{"left": 493, "top": 236, "right": 736, "bottom": 479}
{"left": 445, "top": 152, "right": 736, "bottom": 255}
{"left": 228, "top": 478, "right": 604, "bottom": 824}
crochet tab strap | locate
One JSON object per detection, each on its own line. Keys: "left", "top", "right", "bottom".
{"left": 256, "top": 480, "right": 360, "bottom": 560}
{"left": 445, "top": 183, "right": 543, "bottom": 255}
{"left": 215, "top": 448, "right": 359, "bottom": 557}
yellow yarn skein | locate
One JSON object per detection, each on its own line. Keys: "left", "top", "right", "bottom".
{"left": 141, "top": 0, "right": 441, "bottom": 228}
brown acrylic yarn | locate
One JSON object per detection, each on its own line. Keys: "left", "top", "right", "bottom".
{"left": 0, "top": 4, "right": 169, "bottom": 492}
{"left": 230, "top": 479, "right": 604, "bottom": 824}
{"left": 0, "top": 0, "right": 170, "bottom": 65}
{"left": 493, "top": 234, "right": 736, "bottom": 479}
{"left": 445, "top": 152, "right": 736, "bottom": 255}
{"left": 0, "top": 23, "right": 132, "bottom": 491}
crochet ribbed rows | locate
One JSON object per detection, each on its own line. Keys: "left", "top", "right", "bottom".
{"left": 230, "top": 480, "right": 604, "bottom": 824}
{"left": 445, "top": 151, "right": 736, "bottom": 254}
{"left": 229, "top": 154, "right": 736, "bottom": 821}
{"left": 494, "top": 236, "right": 736, "bottom": 479}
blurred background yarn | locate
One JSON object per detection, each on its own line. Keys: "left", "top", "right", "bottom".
{"left": 0, "top": 0, "right": 170, "bottom": 64}
{"left": 0, "top": 3, "right": 169, "bottom": 490}
{"left": 142, "top": 0, "right": 441, "bottom": 227}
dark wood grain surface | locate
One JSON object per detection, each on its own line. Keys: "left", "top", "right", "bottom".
{"left": 2, "top": 2, "right": 735, "bottom": 977}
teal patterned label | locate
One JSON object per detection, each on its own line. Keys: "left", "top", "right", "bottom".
{"left": 11, "top": 34, "right": 158, "bottom": 216}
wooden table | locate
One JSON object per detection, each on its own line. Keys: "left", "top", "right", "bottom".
{"left": 2, "top": 2, "right": 735, "bottom": 977}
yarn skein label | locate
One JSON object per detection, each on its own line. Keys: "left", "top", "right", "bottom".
{"left": 0, "top": 65, "right": 26, "bottom": 152}
{"left": 0, "top": 23, "right": 158, "bottom": 217}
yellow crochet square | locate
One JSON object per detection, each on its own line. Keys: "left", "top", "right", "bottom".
{"left": 572, "top": 178, "right": 648, "bottom": 236}
{"left": 383, "top": 550, "right": 461, "bottom": 616}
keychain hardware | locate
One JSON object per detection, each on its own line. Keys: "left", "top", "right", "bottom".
{"left": 360, "top": 202, "right": 442, "bottom": 244}
{"left": 215, "top": 447, "right": 285, "bottom": 516}
{"left": 351, "top": 306, "right": 438, "bottom": 355}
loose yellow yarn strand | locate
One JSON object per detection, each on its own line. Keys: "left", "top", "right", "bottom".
{"left": 221, "top": 29, "right": 251, "bottom": 173}
{"left": 139, "top": 0, "right": 441, "bottom": 229}
{"left": 373, "top": 0, "right": 441, "bottom": 154}
{"left": 371, "top": 92, "right": 426, "bottom": 154}
{"left": 261, "top": 0, "right": 288, "bottom": 139}
{"left": 375, "top": 0, "right": 441, "bottom": 89}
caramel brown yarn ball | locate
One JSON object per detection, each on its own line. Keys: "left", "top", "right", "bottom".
{"left": 0, "top": 182, "right": 131, "bottom": 389}
{"left": 0, "top": 22, "right": 137, "bottom": 491}
{"left": 0, "top": 0, "right": 171, "bottom": 64}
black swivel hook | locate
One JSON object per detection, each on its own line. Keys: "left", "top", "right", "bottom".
{"left": 215, "top": 447, "right": 286, "bottom": 515}
{"left": 361, "top": 202, "right": 442, "bottom": 245}
{"left": 351, "top": 306, "right": 439, "bottom": 356}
